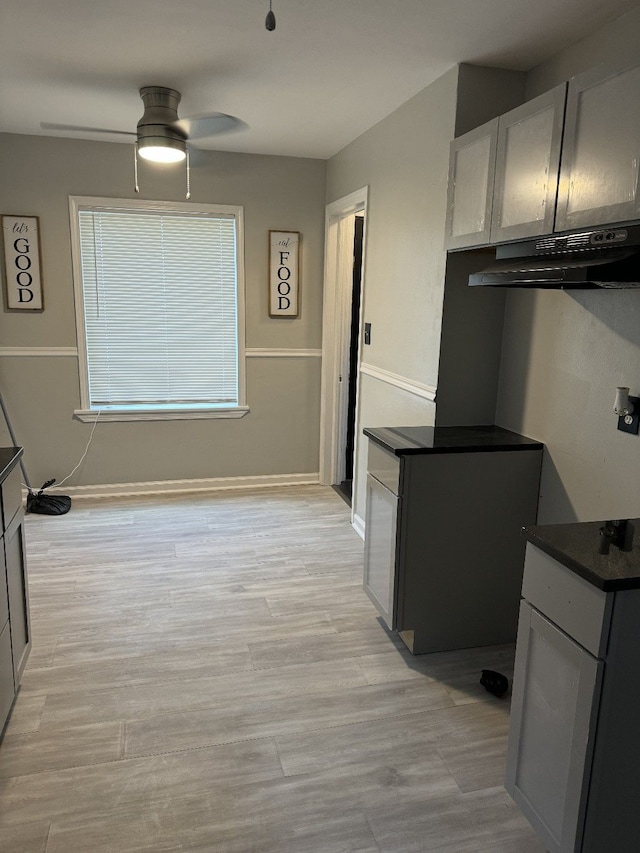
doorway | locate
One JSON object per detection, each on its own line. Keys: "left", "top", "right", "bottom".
{"left": 319, "top": 187, "right": 368, "bottom": 517}
{"left": 335, "top": 214, "right": 364, "bottom": 504}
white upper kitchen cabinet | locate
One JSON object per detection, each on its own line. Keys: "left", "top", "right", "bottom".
{"left": 555, "top": 60, "right": 640, "bottom": 232}
{"left": 444, "top": 118, "right": 498, "bottom": 249}
{"left": 490, "top": 84, "right": 567, "bottom": 243}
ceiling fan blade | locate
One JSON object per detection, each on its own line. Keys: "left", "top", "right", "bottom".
{"left": 40, "top": 122, "right": 136, "bottom": 138}
{"left": 174, "top": 113, "right": 245, "bottom": 140}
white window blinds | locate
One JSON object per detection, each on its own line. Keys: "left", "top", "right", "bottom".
{"left": 76, "top": 207, "right": 239, "bottom": 410}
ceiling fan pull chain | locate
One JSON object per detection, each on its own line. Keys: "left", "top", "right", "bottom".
{"left": 134, "top": 143, "right": 140, "bottom": 194}
{"left": 186, "top": 148, "right": 191, "bottom": 200}
{"left": 265, "top": 0, "right": 276, "bottom": 31}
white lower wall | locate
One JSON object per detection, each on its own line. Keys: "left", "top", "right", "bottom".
{"left": 353, "top": 372, "right": 436, "bottom": 522}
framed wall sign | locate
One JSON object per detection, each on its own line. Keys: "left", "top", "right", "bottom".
{"left": 1, "top": 215, "right": 44, "bottom": 311}
{"left": 269, "top": 230, "right": 300, "bottom": 318}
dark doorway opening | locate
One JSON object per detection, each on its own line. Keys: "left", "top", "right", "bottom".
{"left": 334, "top": 215, "right": 364, "bottom": 506}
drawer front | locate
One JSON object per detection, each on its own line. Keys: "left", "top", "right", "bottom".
{"left": 1, "top": 464, "right": 23, "bottom": 532}
{"left": 367, "top": 442, "right": 401, "bottom": 495}
{"left": 522, "top": 543, "right": 612, "bottom": 658}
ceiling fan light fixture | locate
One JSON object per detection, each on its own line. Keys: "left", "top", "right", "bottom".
{"left": 136, "top": 87, "right": 187, "bottom": 163}
{"left": 137, "top": 138, "right": 186, "bottom": 163}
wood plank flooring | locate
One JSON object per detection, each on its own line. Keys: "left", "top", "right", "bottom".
{"left": 0, "top": 485, "right": 545, "bottom": 852}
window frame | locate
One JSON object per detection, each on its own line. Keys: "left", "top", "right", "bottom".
{"left": 69, "top": 196, "right": 248, "bottom": 422}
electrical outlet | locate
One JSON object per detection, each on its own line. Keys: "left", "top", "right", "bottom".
{"left": 618, "top": 395, "right": 640, "bottom": 435}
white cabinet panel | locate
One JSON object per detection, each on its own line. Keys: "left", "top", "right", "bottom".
{"left": 445, "top": 119, "right": 498, "bottom": 249}
{"left": 521, "top": 544, "right": 611, "bottom": 658}
{"left": 491, "top": 84, "right": 566, "bottom": 243}
{"left": 506, "top": 602, "right": 602, "bottom": 853}
{"left": 556, "top": 61, "right": 640, "bottom": 231}
{"left": 363, "top": 473, "right": 398, "bottom": 629}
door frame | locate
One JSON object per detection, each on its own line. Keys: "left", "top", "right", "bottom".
{"left": 319, "top": 186, "right": 368, "bottom": 491}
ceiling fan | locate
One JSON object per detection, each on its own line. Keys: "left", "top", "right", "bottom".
{"left": 41, "top": 86, "right": 244, "bottom": 163}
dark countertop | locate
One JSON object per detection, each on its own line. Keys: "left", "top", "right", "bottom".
{"left": 364, "top": 424, "right": 543, "bottom": 456}
{"left": 0, "top": 447, "right": 22, "bottom": 484}
{"left": 523, "top": 519, "right": 640, "bottom": 591}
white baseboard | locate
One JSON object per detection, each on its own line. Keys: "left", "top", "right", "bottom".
{"left": 26, "top": 472, "right": 320, "bottom": 501}
{"left": 352, "top": 512, "right": 365, "bottom": 540}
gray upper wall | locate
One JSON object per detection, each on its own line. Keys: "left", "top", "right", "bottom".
{"left": 326, "top": 64, "right": 531, "bottom": 522}
{"left": 327, "top": 2, "right": 640, "bottom": 527}
{"left": 527, "top": 3, "right": 640, "bottom": 98}
{"left": 0, "top": 134, "right": 327, "bottom": 488}
{"left": 496, "top": 3, "right": 640, "bottom": 523}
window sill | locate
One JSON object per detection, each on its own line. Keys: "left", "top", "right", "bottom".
{"left": 73, "top": 406, "right": 250, "bottom": 423}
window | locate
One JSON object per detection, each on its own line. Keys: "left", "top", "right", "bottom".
{"left": 70, "top": 197, "right": 247, "bottom": 421}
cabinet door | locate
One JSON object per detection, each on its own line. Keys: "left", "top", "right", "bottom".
{"left": 555, "top": 61, "right": 640, "bottom": 231}
{"left": 445, "top": 118, "right": 498, "bottom": 249}
{"left": 5, "top": 510, "right": 31, "bottom": 685}
{"left": 0, "top": 534, "right": 8, "bottom": 630}
{"left": 506, "top": 602, "right": 602, "bottom": 853}
{"left": 0, "top": 620, "right": 15, "bottom": 733}
{"left": 363, "top": 474, "right": 398, "bottom": 629}
{"left": 491, "top": 84, "right": 567, "bottom": 243}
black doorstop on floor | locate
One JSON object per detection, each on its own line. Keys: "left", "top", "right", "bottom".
{"left": 480, "top": 669, "right": 509, "bottom": 698}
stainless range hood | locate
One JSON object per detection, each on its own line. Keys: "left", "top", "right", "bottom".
{"left": 469, "top": 225, "right": 640, "bottom": 289}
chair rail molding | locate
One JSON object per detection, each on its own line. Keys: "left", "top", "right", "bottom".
{"left": 359, "top": 362, "right": 437, "bottom": 402}
{"left": 0, "top": 347, "right": 78, "bottom": 357}
{"left": 245, "top": 348, "right": 322, "bottom": 358}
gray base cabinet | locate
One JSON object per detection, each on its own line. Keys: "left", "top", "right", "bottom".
{"left": 5, "top": 509, "right": 31, "bottom": 685}
{"left": 507, "top": 543, "right": 640, "bottom": 852}
{"left": 0, "top": 453, "right": 31, "bottom": 738}
{"left": 0, "top": 621, "right": 14, "bottom": 728}
{"left": 363, "top": 431, "right": 542, "bottom": 655}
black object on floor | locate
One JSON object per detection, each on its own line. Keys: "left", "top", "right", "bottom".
{"left": 0, "top": 392, "right": 71, "bottom": 515}
{"left": 26, "top": 479, "right": 72, "bottom": 515}
{"left": 480, "top": 669, "right": 509, "bottom": 698}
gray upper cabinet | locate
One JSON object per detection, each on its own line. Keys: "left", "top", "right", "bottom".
{"left": 444, "top": 118, "right": 498, "bottom": 249}
{"left": 446, "top": 59, "right": 640, "bottom": 249}
{"left": 555, "top": 60, "right": 640, "bottom": 232}
{"left": 490, "top": 84, "right": 567, "bottom": 243}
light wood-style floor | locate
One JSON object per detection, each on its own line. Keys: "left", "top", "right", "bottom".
{"left": 0, "top": 485, "right": 545, "bottom": 852}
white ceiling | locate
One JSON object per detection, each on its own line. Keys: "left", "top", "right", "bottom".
{"left": 0, "top": 0, "right": 638, "bottom": 159}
